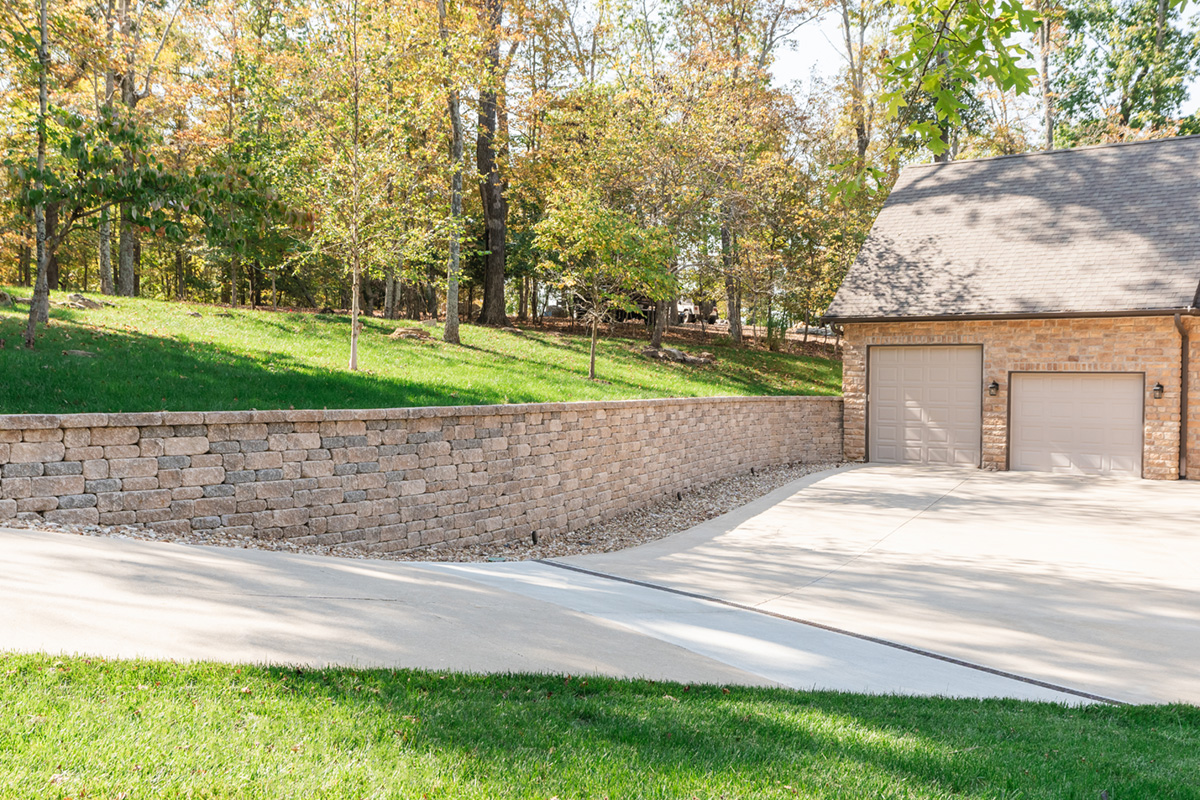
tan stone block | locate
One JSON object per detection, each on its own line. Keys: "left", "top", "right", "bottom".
{"left": 273, "top": 507, "right": 310, "bottom": 527}
{"left": 163, "top": 437, "right": 210, "bottom": 456}
{"left": 255, "top": 480, "right": 294, "bottom": 500}
{"left": 22, "top": 427, "right": 62, "bottom": 443}
{"left": 195, "top": 496, "right": 237, "bottom": 516}
{"left": 1, "top": 477, "right": 31, "bottom": 499}
{"left": 181, "top": 467, "right": 225, "bottom": 486}
{"left": 121, "top": 489, "right": 171, "bottom": 511}
{"left": 64, "top": 446, "right": 103, "bottom": 462}
{"left": 46, "top": 508, "right": 99, "bottom": 525}
{"left": 109, "top": 458, "right": 158, "bottom": 479}
{"left": 10, "top": 442, "right": 64, "bottom": 463}
{"left": 91, "top": 427, "right": 139, "bottom": 446}
{"left": 417, "top": 441, "right": 451, "bottom": 459}
{"left": 18, "top": 496, "right": 58, "bottom": 512}
{"left": 138, "top": 438, "right": 165, "bottom": 458}
{"left": 120, "top": 476, "right": 159, "bottom": 491}
{"left": 335, "top": 420, "right": 366, "bottom": 436}
{"left": 191, "top": 454, "right": 223, "bottom": 468}
{"left": 0, "top": 443, "right": 8, "bottom": 464}
{"left": 244, "top": 451, "right": 282, "bottom": 470}
{"left": 82, "top": 460, "right": 109, "bottom": 480}
{"left": 229, "top": 423, "right": 268, "bottom": 441}
{"left": 301, "top": 460, "right": 335, "bottom": 479}
{"left": 104, "top": 445, "right": 141, "bottom": 459}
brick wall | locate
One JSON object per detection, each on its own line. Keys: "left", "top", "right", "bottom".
{"left": 843, "top": 316, "right": 1195, "bottom": 480}
{"left": 0, "top": 396, "right": 843, "bottom": 551}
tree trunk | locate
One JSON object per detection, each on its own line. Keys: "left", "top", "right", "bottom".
{"left": 651, "top": 299, "right": 667, "bottom": 349}
{"left": 348, "top": 0, "right": 362, "bottom": 371}
{"left": 118, "top": 205, "right": 137, "bottom": 296}
{"left": 44, "top": 203, "right": 60, "bottom": 291}
{"left": 228, "top": 254, "right": 239, "bottom": 306}
{"left": 721, "top": 219, "right": 742, "bottom": 343}
{"left": 440, "top": 0, "right": 462, "bottom": 344}
{"left": 588, "top": 317, "right": 598, "bottom": 380}
{"left": 384, "top": 264, "right": 396, "bottom": 319}
{"left": 19, "top": 240, "right": 31, "bottom": 287}
{"left": 518, "top": 275, "right": 529, "bottom": 321}
{"left": 1038, "top": 2, "right": 1054, "bottom": 149}
{"left": 25, "top": 0, "right": 51, "bottom": 348}
{"left": 99, "top": 207, "right": 114, "bottom": 294}
{"left": 174, "top": 218, "right": 186, "bottom": 300}
{"left": 475, "top": 0, "right": 507, "bottom": 326}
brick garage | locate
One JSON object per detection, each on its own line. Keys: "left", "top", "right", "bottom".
{"left": 0, "top": 395, "right": 842, "bottom": 550}
{"left": 827, "top": 136, "right": 1200, "bottom": 480}
{"left": 841, "top": 317, "right": 1200, "bottom": 479}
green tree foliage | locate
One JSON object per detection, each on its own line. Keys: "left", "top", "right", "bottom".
{"left": 1052, "top": 0, "right": 1200, "bottom": 142}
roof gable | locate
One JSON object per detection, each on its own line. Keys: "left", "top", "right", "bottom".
{"left": 825, "top": 136, "right": 1200, "bottom": 321}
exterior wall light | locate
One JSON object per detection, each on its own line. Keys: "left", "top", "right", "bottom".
{"left": 987, "top": 380, "right": 999, "bottom": 396}
{"left": 1153, "top": 382, "right": 1164, "bottom": 399}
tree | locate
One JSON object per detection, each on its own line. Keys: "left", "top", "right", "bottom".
{"left": 475, "top": 0, "right": 513, "bottom": 325}
{"left": 440, "top": 0, "right": 465, "bottom": 344}
{"left": 536, "top": 184, "right": 674, "bottom": 379}
{"left": 1052, "top": 0, "right": 1200, "bottom": 143}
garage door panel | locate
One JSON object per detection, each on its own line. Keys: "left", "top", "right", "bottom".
{"left": 869, "top": 346, "right": 982, "bottom": 466}
{"left": 1010, "top": 373, "right": 1143, "bottom": 478}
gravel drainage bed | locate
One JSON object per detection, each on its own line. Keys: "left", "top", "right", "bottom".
{"left": 5, "top": 462, "right": 841, "bottom": 563}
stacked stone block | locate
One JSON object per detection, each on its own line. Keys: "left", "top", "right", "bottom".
{"left": 0, "top": 396, "right": 843, "bottom": 551}
{"left": 842, "top": 316, "right": 1194, "bottom": 480}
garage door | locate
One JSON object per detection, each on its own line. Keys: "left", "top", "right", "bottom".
{"left": 1010, "top": 373, "right": 1144, "bottom": 477}
{"left": 868, "top": 346, "right": 983, "bottom": 466}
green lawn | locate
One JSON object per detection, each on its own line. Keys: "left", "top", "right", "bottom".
{"left": 0, "top": 289, "right": 840, "bottom": 415}
{"left": 1, "top": 654, "right": 1196, "bottom": 799}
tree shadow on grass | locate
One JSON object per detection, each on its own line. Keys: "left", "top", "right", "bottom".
{"left": 251, "top": 667, "right": 1200, "bottom": 799}
{"left": 0, "top": 313, "right": 535, "bottom": 414}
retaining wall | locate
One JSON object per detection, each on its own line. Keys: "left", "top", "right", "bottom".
{"left": 0, "top": 396, "right": 842, "bottom": 552}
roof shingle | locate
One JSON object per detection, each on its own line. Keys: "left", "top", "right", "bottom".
{"left": 825, "top": 136, "right": 1200, "bottom": 321}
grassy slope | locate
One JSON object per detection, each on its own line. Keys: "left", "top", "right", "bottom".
{"left": 1, "top": 654, "right": 1197, "bottom": 799}
{"left": 0, "top": 290, "right": 840, "bottom": 415}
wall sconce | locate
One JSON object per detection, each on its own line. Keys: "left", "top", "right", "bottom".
{"left": 987, "top": 380, "right": 999, "bottom": 397}
{"left": 1153, "top": 382, "right": 1164, "bottom": 399}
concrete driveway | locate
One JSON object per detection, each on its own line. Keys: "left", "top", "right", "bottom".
{"left": 3, "top": 463, "right": 1196, "bottom": 704}
{"left": 563, "top": 464, "right": 1200, "bottom": 705}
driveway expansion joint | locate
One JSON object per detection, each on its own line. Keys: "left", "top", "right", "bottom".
{"left": 537, "top": 558, "right": 1126, "bottom": 706}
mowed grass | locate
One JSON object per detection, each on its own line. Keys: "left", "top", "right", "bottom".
{"left": 0, "top": 289, "right": 840, "bottom": 415}
{"left": 2, "top": 654, "right": 1197, "bottom": 799}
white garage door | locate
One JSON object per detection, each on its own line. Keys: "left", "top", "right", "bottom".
{"left": 868, "top": 346, "right": 983, "bottom": 466}
{"left": 1010, "top": 373, "right": 1144, "bottom": 477}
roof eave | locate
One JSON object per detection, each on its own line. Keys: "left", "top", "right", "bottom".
{"left": 823, "top": 307, "right": 1200, "bottom": 325}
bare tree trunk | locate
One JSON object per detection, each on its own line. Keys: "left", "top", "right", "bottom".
{"left": 651, "top": 299, "right": 667, "bottom": 349}
{"left": 118, "top": 206, "right": 137, "bottom": 296}
{"left": 99, "top": 208, "right": 114, "bottom": 294}
{"left": 1038, "top": 2, "right": 1055, "bottom": 149}
{"left": 384, "top": 264, "right": 396, "bottom": 319}
{"left": 440, "top": 0, "right": 462, "bottom": 344}
{"left": 25, "top": 0, "right": 51, "bottom": 347}
{"left": 348, "top": 0, "right": 362, "bottom": 371}
{"left": 588, "top": 317, "right": 598, "bottom": 380}
{"left": 475, "top": 0, "right": 508, "bottom": 326}
{"left": 721, "top": 219, "right": 742, "bottom": 343}
{"left": 19, "top": 239, "right": 31, "bottom": 286}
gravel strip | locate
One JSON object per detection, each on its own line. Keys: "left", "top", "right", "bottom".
{"left": 4, "top": 462, "right": 841, "bottom": 563}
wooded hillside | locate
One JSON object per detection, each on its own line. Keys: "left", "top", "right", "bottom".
{"left": 3, "top": 0, "right": 1197, "bottom": 356}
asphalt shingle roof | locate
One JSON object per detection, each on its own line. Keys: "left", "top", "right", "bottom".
{"left": 824, "top": 136, "right": 1200, "bottom": 321}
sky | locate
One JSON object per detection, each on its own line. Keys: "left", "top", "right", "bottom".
{"left": 770, "top": 11, "right": 1200, "bottom": 122}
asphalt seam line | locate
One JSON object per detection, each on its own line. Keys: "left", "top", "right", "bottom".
{"left": 536, "top": 558, "right": 1126, "bottom": 706}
